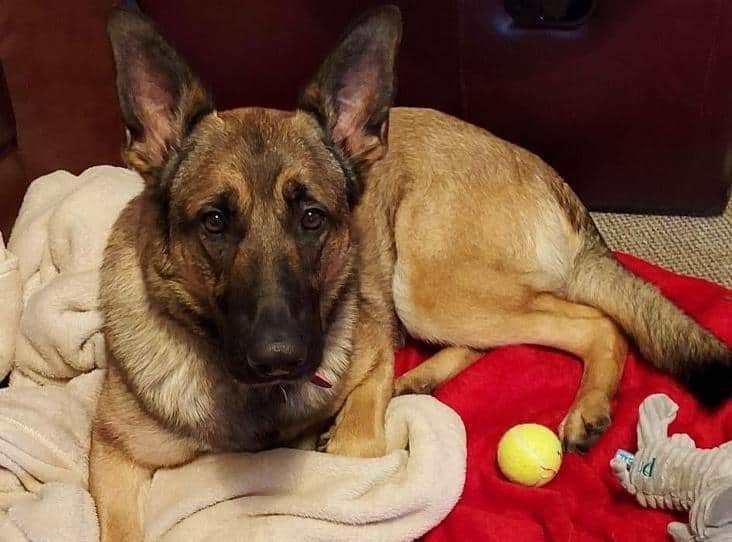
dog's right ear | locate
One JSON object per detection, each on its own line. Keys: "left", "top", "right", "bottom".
{"left": 107, "top": 9, "right": 213, "bottom": 182}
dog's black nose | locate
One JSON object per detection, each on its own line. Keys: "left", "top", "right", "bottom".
{"left": 230, "top": 296, "right": 315, "bottom": 382}
{"left": 247, "top": 334, "right": 308, "bottom": 378}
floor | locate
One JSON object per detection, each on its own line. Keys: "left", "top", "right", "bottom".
{"left": 592, "top": 197, "right": 732, "bottom": 288}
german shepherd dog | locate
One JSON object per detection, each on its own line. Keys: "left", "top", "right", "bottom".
{"left": 92, "top": 6, "right": 732, "bottom": 540}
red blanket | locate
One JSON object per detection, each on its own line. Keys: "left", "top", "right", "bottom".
{"left": 395, "top": 253, "right": 732, "bottom": 542}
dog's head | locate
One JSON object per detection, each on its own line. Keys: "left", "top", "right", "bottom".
{"left": 106, "top": 7, "right": 401, "bottom": 386}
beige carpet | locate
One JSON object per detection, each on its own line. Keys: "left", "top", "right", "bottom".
{"left": 591, "top": 197, "right": 732, "bottom": 288}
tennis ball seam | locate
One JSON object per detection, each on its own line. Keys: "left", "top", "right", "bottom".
{"left": 515, "top": 433, "right": 557, "bottom": 485}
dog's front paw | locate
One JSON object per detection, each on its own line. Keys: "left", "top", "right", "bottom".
{"left": 321, "top": 417, "right": 386, "bottom": 457}
{"left": 559, "top": 391, "right": 612, "bottom": 453}
{"left": 326, "top": 430, "right": 386, "bottom": 457}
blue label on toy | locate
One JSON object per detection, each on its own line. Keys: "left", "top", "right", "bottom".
{"left": 614, "top": 449, "right": 635, "bottom": 470}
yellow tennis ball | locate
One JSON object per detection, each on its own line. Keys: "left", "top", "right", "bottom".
{"left": 497, "top": 423, "right": 563, "bottom": 487}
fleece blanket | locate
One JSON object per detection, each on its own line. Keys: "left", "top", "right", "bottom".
{"left": 0, "top": 233, "right": 21, "bottom": 381}
{"left": 0, "top": 166, "right": 466, "bottom": 542}
{"left": 396, "top": 253, "right": 732, "bottom": 542}
{"left": 5, "top": 166, "right": 143, "bottom": 383}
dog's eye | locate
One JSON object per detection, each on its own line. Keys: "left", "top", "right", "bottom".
{"left": 202, "top": 211, "right": 227, "bottom": 234}
{"left": 301, "top": 208, "right": 326, "bottom": 231}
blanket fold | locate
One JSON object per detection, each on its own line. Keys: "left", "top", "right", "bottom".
{"left": 146, "top": 395, "right": 465, "bottom": 542}
{"left": 0, "top": 233, "right": 21, "bottom": 381}
{"left": 7, "top": 166, "right": 143, "bottom": 384}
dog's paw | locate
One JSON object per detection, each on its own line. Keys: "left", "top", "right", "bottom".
{"left": 326, "top": 431, "right": 386, "bottom": 457}
{"left": 559, "top": 392, "right": 612, "bottom": 453}
{"left": 321, "top": 418, "right": 386, "bottom": 457}
{"left": 393, "top": 375, "right": 434, "bottom": 397}
{"left": 315, "top": 424, "right": 386, "bottom": 457}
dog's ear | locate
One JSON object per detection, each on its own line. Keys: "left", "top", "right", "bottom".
{"left": 299, "top": 6, "right": 401, "bottom": 179}
{"left": 107, "top": 9, "right": 213, "bottom": 181}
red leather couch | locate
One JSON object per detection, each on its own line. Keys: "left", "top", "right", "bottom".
{"left": 1, "top": 1, "right": 730, "bottom": 235}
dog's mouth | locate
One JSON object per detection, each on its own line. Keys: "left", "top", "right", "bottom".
{"left": 228, "top": 365, "right": 332, "bottom": 389}
{"left": 255, "top": 370, "right": 332, "bottom": 389}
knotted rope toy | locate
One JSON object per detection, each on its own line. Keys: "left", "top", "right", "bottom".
{"left": 611, "top": 394, "right": 732, "bottom": 541}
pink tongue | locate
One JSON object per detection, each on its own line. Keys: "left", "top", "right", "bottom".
{"left": 309, "top": 373, "right": 332, "bottom": 388}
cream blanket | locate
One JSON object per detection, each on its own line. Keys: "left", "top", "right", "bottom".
{"left": 0, "top": 166, "right": 466, "bottom": 541}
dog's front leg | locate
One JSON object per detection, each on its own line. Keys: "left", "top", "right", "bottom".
{"left": 326, "top": 360, "right": 393, "bottom": 457}
{"left": 89, "top": 424, "right": 152, "bottom": 542}
{"left": 325, "top": 316, "right": 395, "bottom": 458}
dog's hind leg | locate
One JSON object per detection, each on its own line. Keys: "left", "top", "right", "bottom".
{"left": 394, "top": 346, "right": 483, "bottom": 396}
{"left": 399, "top": 288, "right": 628, "bottom": 452}
{"left": 528, "top": 293, "right": 628, "bottom": 452}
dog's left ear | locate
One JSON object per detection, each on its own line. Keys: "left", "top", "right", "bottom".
{"left": 300, "top": 6, "right": 401, "bottom": 178}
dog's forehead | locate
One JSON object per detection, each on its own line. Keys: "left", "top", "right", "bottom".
{"left": 173, "top": 108, "right": 344, "bottom": 215}
{"left": 219, "top": 107, "right": 319, "bottom": 161}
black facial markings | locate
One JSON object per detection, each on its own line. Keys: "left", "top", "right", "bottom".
{"left": 154, "top": 127, "right": 210, "bottom": 240}
{"left": 323, "top": 139, "right": 361, "bottom": 207}
{"left": 248, "top": 128, "right": 266, "bottom": 155}
{"left": 226, "top": 257, "right": 259, "bottom": 322}
{"left": 297, "top": 101, "right": 327, "bottom": 134}
{"left": 276, "top": 254, "right": 302, "bottom": 304}
{"left": 283, "top": 179, "right": 308, "bottom": 203}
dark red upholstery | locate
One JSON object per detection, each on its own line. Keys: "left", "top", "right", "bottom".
{"left": 461, "top": 0, "right": 732, "bottom": 214}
